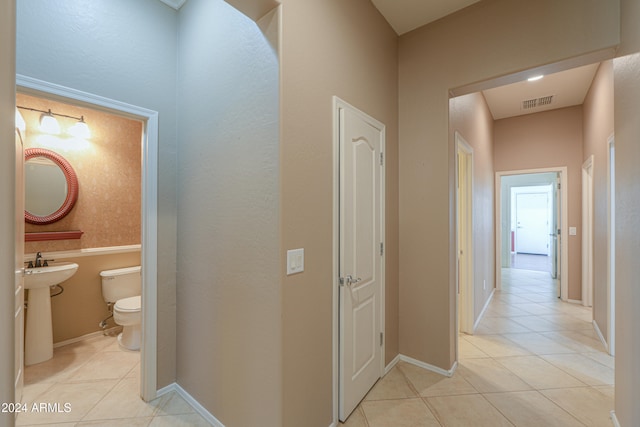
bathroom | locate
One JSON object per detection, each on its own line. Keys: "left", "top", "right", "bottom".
{"left": 19, "top": 91, "right": 143, "bottom": 373}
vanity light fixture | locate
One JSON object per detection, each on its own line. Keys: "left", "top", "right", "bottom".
{"left": 17, "top": 105, "right": 91, "bottom": 138}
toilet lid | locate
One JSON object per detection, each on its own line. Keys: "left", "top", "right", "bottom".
{"left": 115, "top": 295, "right": 141, "bottom": 312}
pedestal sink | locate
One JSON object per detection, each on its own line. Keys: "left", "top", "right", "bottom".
{"left": 24, "top": 262, "right": 78, "bottom": 365}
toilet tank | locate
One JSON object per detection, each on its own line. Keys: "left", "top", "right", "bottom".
{"left": 100, "top": 266, "right": 141, "bottom": 303}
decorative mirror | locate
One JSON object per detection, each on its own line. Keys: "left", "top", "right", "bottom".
{"left": 25, "top": 148, "right": 79, "bottom": 225}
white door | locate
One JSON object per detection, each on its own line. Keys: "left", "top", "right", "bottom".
{"left": 515, "top": 192, "right": 549, "bottom": 255}
{"left": 15, "top": 129, "right": 25, "bottom": 403}
{"left": 550, "top": 177, "right": 560, "bottom": 279}
{"left": 338, "top": 104, "right": 384, "bottom": 421}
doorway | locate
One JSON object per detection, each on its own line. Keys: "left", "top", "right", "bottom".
{"left": 496, "top": 168, "right": 568, "bottom": 300}
{"left": 514, "top": 190, "right": 551, "bottom": 257}
{"left": 16, "top": 75, "right": 159, "bottom": 401}
{"left": 333, "top": 97, "right": 385, "bottom": 422}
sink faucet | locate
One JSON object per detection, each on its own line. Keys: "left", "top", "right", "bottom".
{"left": 35, "top": 252, "right": 43, "bottom": 268}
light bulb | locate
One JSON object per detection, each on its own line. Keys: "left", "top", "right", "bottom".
{"left": 69, "top": 117, "right": 91, "bottom": 139}
{"left": 39, "top": 111, "right": 60, "bottom": 134}
{"left": 15, "top": 109, "right": 26, "bottom": 132}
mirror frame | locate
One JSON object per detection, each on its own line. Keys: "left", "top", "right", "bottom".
{"left": 24, "top": 148, "right": 79, "bottom": 225}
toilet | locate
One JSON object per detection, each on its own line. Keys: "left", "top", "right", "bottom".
{"left": 100, "top": 266, "right": 142, "bottom": 351}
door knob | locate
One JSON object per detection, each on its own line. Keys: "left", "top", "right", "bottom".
{"left": 339, "top": 275, "right": 362, "bottom": 286}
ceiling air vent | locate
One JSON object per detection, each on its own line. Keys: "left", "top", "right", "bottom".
{"left": 522, "top": 95, "right": 555, "bottom": 110}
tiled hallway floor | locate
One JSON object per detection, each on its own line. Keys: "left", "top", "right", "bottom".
{"left": 509, "top": 253, "right": 551, "bottom": 273}
{"left": 341, "top": 268, "right": 614, "bottom": 427}
{"left": 17, "top": 334, "right": 210, "bottom": 426}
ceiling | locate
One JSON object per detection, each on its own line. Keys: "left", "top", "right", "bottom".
{"left": 370, "top": 0, "right": 481, "bottom": 35}
{"left": 481, "top": 63, "right": 600, "bottom": 120}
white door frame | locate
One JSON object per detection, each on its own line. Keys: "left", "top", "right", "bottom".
{"left": 607, "top": 134, "right": 615, "bottom": 355}
{"left": 582, "top": 155, "right": 594, "bottom": 307}
{"left": 16, "top": 75, "right": 159, "bottom": 401}
{"left": 332, "top": 96, "right": 385, "bottom": 423}
{"left": 455, "top": 132, "right": 474, "bottom": 335}
{"left": 495, "top": 167, "right": 568, "bottom": 299}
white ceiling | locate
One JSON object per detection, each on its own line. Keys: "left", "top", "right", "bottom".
{"left": 370, "top": 0, "right": 481, "bottom": 35}
{"left": 482, "top": 63, "right": 600, "bottom": 120}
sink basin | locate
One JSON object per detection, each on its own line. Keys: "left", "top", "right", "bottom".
{"left": 24, "top": 262, "right": 78, "bottom": 289}
{"left": 24, "top": 262, "right": 78, "bottom": 365}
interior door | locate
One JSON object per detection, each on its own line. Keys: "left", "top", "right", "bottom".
{"left": 15, "top": 128, "right": 25, "bottom": 403}
{"left": 550, "top": 176, "right": 560, "bottom": 280}
{"left": 338, "top": 104, "right": 384, "bottom": 421}
{"left": 456, "top": 135, "right": 473, "bottom": 334}
{"left": 515, "top": 192, "right": 549, "bottom": 255}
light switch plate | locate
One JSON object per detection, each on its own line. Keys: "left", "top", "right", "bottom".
{"left": 569, "top": 227, "right": 577, "bottom": 236}
{"left": 286, "top": 248, "right": 304, "bottom": 275}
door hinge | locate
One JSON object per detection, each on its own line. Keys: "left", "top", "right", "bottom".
{"left": 380, "top": 152, "right": 384, "bottom": 166}
{"left": 558, "top": 182, "right": 561, "bottom": 190}
{"left": 380, "top": 332, "right": 384, "bottom": 346}
{"left": 380, "top": 242, "right": 384, "bottom": 256}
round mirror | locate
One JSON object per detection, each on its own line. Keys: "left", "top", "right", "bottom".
{"left": 25, "top": 148, "right": 79, "bottom": 225}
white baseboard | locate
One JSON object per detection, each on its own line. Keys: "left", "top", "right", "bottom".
{"left": 400, "top": 354, "right": 457, "bottom": 377}
{"left": 52, "top": 327, "right": 120, "bottom": 348}
{"left": 473, "top": 288, "right": 495, "bottom": 332}
{"left": 385, "top": 354, "right": 401, "bottom": 374}
{"left": 610, "top": 410, "right": 620, "bottom": 427}
{"left": 156, "top": 382, "right": 224, "bottom": 427}
{"left": 592, "top": 320, "right": 609, "bottom": 352}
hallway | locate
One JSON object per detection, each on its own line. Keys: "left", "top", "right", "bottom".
{"left": 341, "top": 269, "right": 614, "bottom": 427}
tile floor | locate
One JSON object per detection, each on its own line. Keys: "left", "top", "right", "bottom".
{"left": 17, "top": 333, "right": 210, "bottom": 426}
{"left": 509, "top": 253, "right": 551, "bottom": 273}
{"left": 341, "top": 268, "right": 615, "bottom": 427}
{"left": 18, "top": 268, "right": 614, "bottom": 427}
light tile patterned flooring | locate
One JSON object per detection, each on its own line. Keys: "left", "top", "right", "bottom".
{"left": 341, "top": 268, "right": 615, "bottom": 427}
{"left": 17, "top": 334, "right": 210, "bottom": 426}
{"left": 510, "top": 253, "right": 551, "bottom": 273}
{"left": 19, "top": 268, "right": 614, "bottom": 427}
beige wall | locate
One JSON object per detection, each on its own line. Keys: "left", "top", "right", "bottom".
{"left": 175, "top": 1, "right": 281, "bottom": 425}
{"left": 614, "top": 0, "right": 640, "bottom": 423}
{"left": 399, "top": 0, "right": 619, "bottom": 371}
{"left": 494, "top": 107, "right": 584, "bottom": 300}
{"left": 280, "top": 0, "right": 399, "bottom": 424}
{"left": 582, "top": 61, "right": 614, "bottom": 344}
{"left": 449, "top": 92, "right": 495, "bottom": 322}
{"left": 19, "top": 93, "right": 142, "bottom": 253}
{"left": 0, "top": 0, "right": 16, "bottom": 420}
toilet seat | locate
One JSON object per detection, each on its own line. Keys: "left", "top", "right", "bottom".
{"left": 114, "top": 295, "right": 141, "bottom": 313}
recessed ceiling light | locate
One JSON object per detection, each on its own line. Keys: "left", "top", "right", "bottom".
{"left": 527, "top": 75, "right": 544, "bottom": 82}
